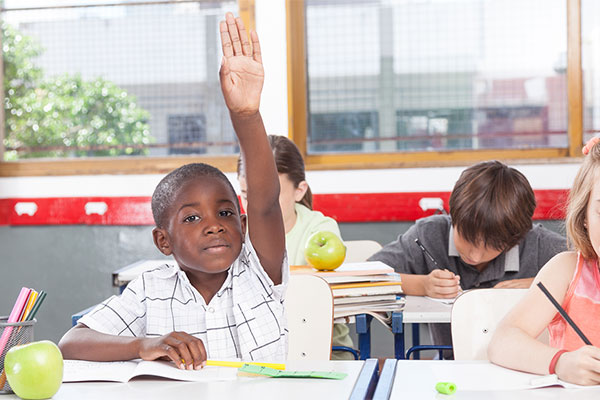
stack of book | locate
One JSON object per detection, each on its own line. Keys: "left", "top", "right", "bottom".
{"left": 290, "top": 261, "right": 405, "bottom": 324}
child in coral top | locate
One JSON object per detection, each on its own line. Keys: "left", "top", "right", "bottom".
{"left": 489, "top": 137, "right": 600, "bottom": 385}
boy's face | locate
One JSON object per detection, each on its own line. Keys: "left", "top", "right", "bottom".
{"left": 452, "top": 227, "right": 503, "bottom": 269}
{"left": 153, "top": 176, "right": 246, "bottom": 275}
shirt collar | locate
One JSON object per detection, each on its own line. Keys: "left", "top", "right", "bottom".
{"left": 448, "top": 227, "right": 520, "bottom": 272}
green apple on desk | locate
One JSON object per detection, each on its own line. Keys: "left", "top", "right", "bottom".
{"left": 304, "top": 231, "right": 346, "bottom": 271}
{"left": 4, "top": 340, "right": 63, "bottom": 400}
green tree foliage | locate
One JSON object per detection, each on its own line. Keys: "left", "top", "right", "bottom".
{"left": 2, "top": 23, "right": 152, "bottom": 160}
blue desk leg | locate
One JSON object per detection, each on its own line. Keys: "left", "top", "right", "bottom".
{"left": 412, "top": 323, "right": 420, "bottom": 360}
{"left": 392, "top": 311, "right": 405, "bottom": 359}
{"left": 356, "top": 314, "right": 373, "bottom": 360}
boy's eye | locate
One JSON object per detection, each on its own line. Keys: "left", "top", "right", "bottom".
{"left": 219, "top": 210, "right": 234, "bottom": 217}
{"left": 183, "top": 215, "right": 200, "bottom": 223}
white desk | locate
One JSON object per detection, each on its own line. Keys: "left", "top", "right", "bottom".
{"left": 402, "top": 295, "right": 452, "bottom": 324}
{"left": 375, "top": 359, "right": 600, "bottom": 400}
{"left": 4, "top": 360, "right": 377, "bottom": 400}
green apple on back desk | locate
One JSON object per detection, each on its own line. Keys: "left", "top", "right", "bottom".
{"left": 304, "top": 231, "right": 346, "bottom": 271}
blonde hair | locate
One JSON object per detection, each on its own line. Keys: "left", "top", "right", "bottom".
{"left": 566, "top": 142, "right": 600, "bottom": 259}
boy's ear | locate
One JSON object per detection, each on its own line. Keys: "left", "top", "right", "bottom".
{"left": 294, "top": 180, "right": 309, "bottom": 202}
{"left": 152, "top": 227, "right": 173, "bottom": 255}
{"left": 240, "top": 214, "right": 247, "bottom": 238}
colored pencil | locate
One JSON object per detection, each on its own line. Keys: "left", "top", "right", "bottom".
{"left": 0, "top": 288, "right": 31, "bottom": 355}
{"left": 25, "top": 291, "right": 46, "bottom": 322}
{"left": 206, "top": 360, "right": 285, "bottom": 370}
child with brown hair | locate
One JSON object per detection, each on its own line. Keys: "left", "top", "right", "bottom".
{"left": 369, "top": 160, "right": 566, "bottom": 354}
{"left": 489, "top": 139, "right": 600, "bottom": 385}
{"left": 58, "top": 13, "right": 288, "bottom": 367}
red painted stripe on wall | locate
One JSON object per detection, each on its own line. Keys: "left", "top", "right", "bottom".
{"left": 0, "top": 189, "right": 568, "bottom": 226}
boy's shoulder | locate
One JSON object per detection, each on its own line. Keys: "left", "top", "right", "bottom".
{"left": 414, "top": 214, "right": 452, "bottom": 232}
{"left": 131, "top": 262, "right": 179, "bottom": 288}
{"left": 526, "top": 223, "right": 567, "bottom": 249}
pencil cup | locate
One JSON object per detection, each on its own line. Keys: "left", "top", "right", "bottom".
{"left": 0, "top": 317, "right": 36, "bottom": 394}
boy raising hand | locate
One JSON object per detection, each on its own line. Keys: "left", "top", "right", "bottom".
{"left": 59, "top": 14, "right": 288, "bottom": 366}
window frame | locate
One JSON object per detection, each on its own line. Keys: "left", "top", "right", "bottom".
{"left": 0, "top": 0, "right": 256, "bottom": 177}
{"left": 286, "top": 0, "right": 584, "bottom": 170}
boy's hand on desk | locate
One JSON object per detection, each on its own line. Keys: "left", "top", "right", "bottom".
{"left": 138, "top": 332, "right": 207, "bottom": 370}
{"left": 424, "top": 269, "right": 461, "bottom": 298}
{"left": 493, "top": 277, "right": 534, "bottom": 289}
{"left": 219, "top": 12, "right": 264, "bottom": 116}
{"left": 555, "top": 346, "right": 600, "bottom": 386}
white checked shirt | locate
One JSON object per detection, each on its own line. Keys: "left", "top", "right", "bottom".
{"left": 80, "top": 240, "right": 288, "bottom": 362}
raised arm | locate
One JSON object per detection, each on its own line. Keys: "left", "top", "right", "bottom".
{"left": 219, "top": 13, "right": 284, "bottom": 284}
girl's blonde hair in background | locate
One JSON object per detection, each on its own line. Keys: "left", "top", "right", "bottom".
{"left": 566, "top": 138, "right": 600, "bottom": 259}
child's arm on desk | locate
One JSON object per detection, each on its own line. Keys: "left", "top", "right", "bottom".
{"left": 489, "top": 252, "right": 600, "bottom": 386}
{"left": 219, "top": 13, "right": 284, "bottom": 285}
{"left": 58, "top": 324, "right": 207, "bottom": 370}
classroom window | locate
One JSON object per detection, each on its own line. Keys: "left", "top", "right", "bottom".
{"left": 302, "top": 0, "right": 569, "bottom": 155}
{"left": 1, "top": 0, "right": 239, "bottom": 162}
{"left": 582, "top": 0, "right": 600, "bottom": 144}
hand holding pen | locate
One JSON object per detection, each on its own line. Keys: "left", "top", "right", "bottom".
{"left": 414, "top": 238, "right": 461, "bottom": 298}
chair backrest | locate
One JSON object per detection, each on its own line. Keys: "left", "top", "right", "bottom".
{"left": 451, "top": 288, "right": 530, "bottom": 360}
{"left": 285, "top": 274, "right": 333, "bottom": 360}
{"left": 344, "top": 240, "right": 383, "bottom": 263}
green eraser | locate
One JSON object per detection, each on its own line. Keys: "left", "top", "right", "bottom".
{"left": 435, "top": 382, "right": 457, "bottom": 395}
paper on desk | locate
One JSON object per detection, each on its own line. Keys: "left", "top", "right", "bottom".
{"left": 424, "top": 296, "right": 456, "bottom": 305}
{"left": 426, "top": 362, "right": 599, "bottom": 390}
{"left": 63, "top": 359, "right": 237, "bottom": 383}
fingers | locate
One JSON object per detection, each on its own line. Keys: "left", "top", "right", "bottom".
{"left": 220, "top": 13, "right": 258, "bottom": 61}
{"left": 235, "top": 17, "right": 252, "bottom": 56}
{"left": 251, "top": 30, "right": 262, "bottom": 64}
{"left": 187, "top": 337, "right": 208, "bottom": 370}
{"left": 220, "top": 20, "right": 233, "bottom": 58}
{"left": 226, "top": 12, "right": 243, "bottom": 56}
{"left": 169, "top": 332, "right": 207, "bottom": 370}
{"left": 162, "top": 343, "right": 185, "bottom": 369}
{"left": 428, "top": 269, "right": 461, "bottom": 298}
{"left": 144, "top": 333, "right": 207, "bottom": 370}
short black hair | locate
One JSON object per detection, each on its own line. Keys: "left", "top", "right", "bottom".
{"left": 151, "top": 163, "right": 239, "bottom": 228}
{"left": 449, "top": 160, "right": 536, "bottom": 251}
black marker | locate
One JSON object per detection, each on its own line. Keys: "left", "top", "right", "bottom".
{"left": 537, "top": 282, "right": 592, "bottom": 345}
{"left": 414, "top": 238, "right": 440, "bottom": 268}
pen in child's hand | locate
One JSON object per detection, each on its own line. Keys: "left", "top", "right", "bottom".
{"left": 414, "top": 238, "right": 440, "bottom": 268}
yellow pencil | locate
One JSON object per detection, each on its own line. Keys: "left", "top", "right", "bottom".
{"left": 21, "top": 291, "right": 38, "bottom": 322}
{"left": 206, "top": 360, "right": 285, "bottom": 370}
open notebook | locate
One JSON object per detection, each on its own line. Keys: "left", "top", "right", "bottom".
{"left": 62, "top": 360, "right": 237, "bottom": 383}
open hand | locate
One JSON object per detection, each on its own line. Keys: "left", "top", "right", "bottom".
{"left": 219, "top": 12, "right": 264, "bottom": 116}
{"left": 138, "top": 331, "right": 207, "bottom": 370}
{"left": 424, "top": 269, "right": 461, "bottom": 298}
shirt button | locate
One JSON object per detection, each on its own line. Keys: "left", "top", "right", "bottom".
{"left": 208, "top": 307, "right": 215, "bottom": 313}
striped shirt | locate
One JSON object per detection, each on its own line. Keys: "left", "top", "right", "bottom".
{"left": 548, "top": 253, "right": 600, "bottom": 351}
{"left": 80, "top": 240, "right": 288, "bottom": 362}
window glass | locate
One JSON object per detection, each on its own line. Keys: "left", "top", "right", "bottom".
{"left": 2, "top": 0, "right": 238, "bottom": 161}
{"left": 582, "top": 0, "right": 600, "bottom": 144}
{"left": 305, "top": 0, "right": 568, "bottom": 153}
